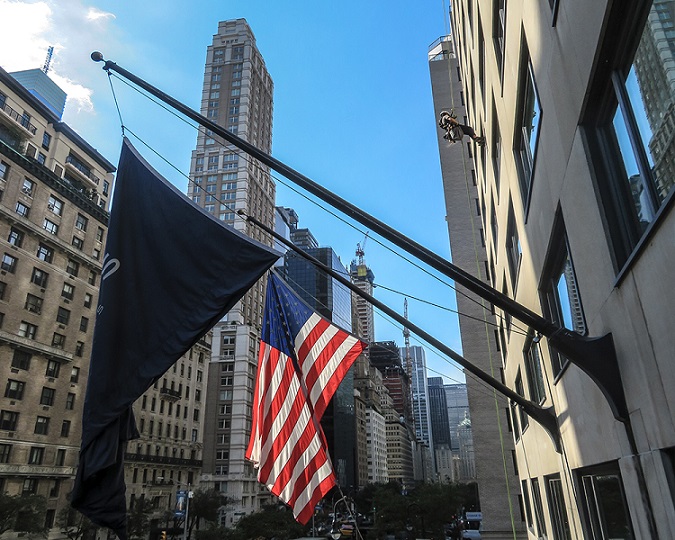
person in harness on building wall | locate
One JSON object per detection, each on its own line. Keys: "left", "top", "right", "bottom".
{"left": 439, "top": 110, "right": 486, "bottom": 146}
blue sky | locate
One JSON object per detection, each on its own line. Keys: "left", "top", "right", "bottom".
{"left": 1, "top": 0, "right": 468, "bottom": 383}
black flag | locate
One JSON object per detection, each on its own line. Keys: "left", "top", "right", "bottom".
{"left": 71, "top": 138, "right": 279, "bottom": 538}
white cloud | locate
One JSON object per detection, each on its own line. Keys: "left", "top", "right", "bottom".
{"left": 0, "top": 1, "right": 53, "bottom": 72}
{"left": 0, "top": 0, "right": 118, "bottom": 120}
{"left": 86, "top": 6, "right": 115, "bottom": 22}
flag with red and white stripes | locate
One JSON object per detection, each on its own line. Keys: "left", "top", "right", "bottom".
{"left": 246, "top": 272, "right": 367, "bottom": 523}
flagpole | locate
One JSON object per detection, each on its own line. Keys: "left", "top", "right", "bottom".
{"left": 243, "top": 212, "right": 561, "bottom": 452}
{"left": 90, "top": 52, "right": 627, "bottom": 425}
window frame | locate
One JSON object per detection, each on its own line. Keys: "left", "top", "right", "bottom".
{"left": 513, "top": 39, "right": 543, "bottom": 217}
{"left": 581, "top": 0, "right": 675, "bottom": 277}
{"left": 539, "top": 210, "right": 587, "bottom": 379}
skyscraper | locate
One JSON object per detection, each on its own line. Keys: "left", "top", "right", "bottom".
{"left": 445, "top": 0, "right": 675, "bottom": 537}
{"left": 284, "top": 235, "right": 356, "bottom": 491}
{"left": 428, "top": 35, "right": 524, "bottom": 539}
{"left": 189, "top": 19, "right": 275, "bottom": 524}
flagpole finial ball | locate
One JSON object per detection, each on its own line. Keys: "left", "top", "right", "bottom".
{"left": 91, "top": 51, "right": 104, "bottom": 62}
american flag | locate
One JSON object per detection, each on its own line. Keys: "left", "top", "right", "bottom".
{"left": 246, "top": 272, "right": 367, "bottom": 523}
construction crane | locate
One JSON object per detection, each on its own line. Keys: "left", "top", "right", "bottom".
{"left": 355, "top": 232, "right": 369, "bottom": 265}
{"left": 42, "top": 46, "right": 54, "bottom": 74}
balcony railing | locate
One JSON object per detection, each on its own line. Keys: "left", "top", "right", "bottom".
{"left": 160, "top": 387, "right": 182, "bottom": 401}
{"left": 0, "top": 101, "right": 37, "bottom": 137}
{"left": 65, "top": 155, "right": 101, "bottom": 187}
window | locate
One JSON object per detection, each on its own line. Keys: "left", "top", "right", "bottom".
{"left": 0, "top": 444, "right": 10, "bottom": 463}
{"left": 103, "top": 180, "right": 109, "bottom": 196}
{"left": 34, "top": 417, "right": 49, "bottom": 435}
{"left": 8, "top": 227, "right": 24, "bottom": 247}
{"left": 62, "top": 283, "right": 75, "bottom": 300}
{"left": 0, "top": 410, "right": 18, "bottom": 430}
{"left": 22, "top": 178, "right": 35, "bottom": 196}
{"left": 80, "top": 316, "right": 89, "bottom": 332}
{"left": 18, "top": 321, "right": 37, "bottom": 339}
{"left": 1, "top": 254, "right": 17, "bottom": 273}
{"left": 96, "top": 227, "right": 104, "bottom": 242}
{"left": 84, "top": 292, "right": 93, "bottom": 308}
{"left": 25, "top": 293, "right": 43, "bottom": 314}
{"left": 88, "top": 270, "right": 97, "bottom": 285}
{"left": 72, "top": 236, "right": 84, "bottom": 250}
{"left": 66, "top": 259, "right": 79, "bottom": 276}
{"left": 579, "top": 465, "right": 634, "bottom": 540}
{"left": 524, "top": 340, "right": 546, "bottom": 404}
{"left": 42, "top": 132, "right": 51, "bottom": 150}
{"left": 52, "top": 333, "right": 66, "bottom": 349}
{"left": 0, "top": 160, "right": 8, "bottom": 180}
{"left": 0, "top": 281, "right": 5, "bottom": 300}
{"left": 514, "top": 45, "right": 542, "bottom": 209}
{"left": 48, "top": 195, "right": 63, "bottom": 215}
{"left": 28, "top": 446, "right": 44, "bottom": 465}
{"left": 37, "top": 244, "right": 54, "bottom": 263}
{"left": 15, "top": 201, "right": 29, "bottom": 217}
{"left": 5, "top": 379, "right": 25, "bottom": 400}
{"left": 55, "top": 448, "right": 66, "bottom": 466}
{"left": 93, "top": 248, "right": 100, "bottom": 260}
{"left": 43, "top": 219, "right": 59, "bottom": 235}
{"left": 540, "top": 213, "right": 586, "bottom": 377}
{"left": 506, "top": 201, "right": 521, "bottom": 288}
{"left": 56, "top": 307, "right": 70, "bottom": 325}
{"left": 46, "top": 359, "right": 60, "bottom": 378}
{"left": 522, "top": 479, "right": 534, "bottom": 531}
{"left": 31, "top": 267, "right": 49, "bottom": 287}
{"left": 40, "top": 387, "right": 55, "bottom": 406}
{"left": 61, "top": 420, "right": 71, "bottom": 437}
{"left": 583, "top": 1, "right": 675, "bottom": 270}
{"left": 12, "top": 350, "right": 31, "bottom": 370}
{"left": 75, "top": 341, "right": 84, "bottom": 357}
{"left": 531, "top": 478, "right": 547, "bottom": 539}
{"left": 71, "top": 367, "right": 80, "bottom": 383}
{"left": 546, "top": 474, "right": 572, "bottom": 540}
{"left": 493, "top": 0, "right": 506, "bottom": 78}
{"left": 22, "top": 478, "right": 37, "bottom": 495}
{"left": 75, "top": 214, "right": 88, "bottom": 231}
{"left": 514, "top": 370, "right": 528, "bottom": 434}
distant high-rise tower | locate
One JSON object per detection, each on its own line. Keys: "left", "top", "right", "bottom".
{"left": 284, "top": 226, "right": 356, "bottom": 491}
{"left": 190, "top": 19, "right": 275, "bottom": 525}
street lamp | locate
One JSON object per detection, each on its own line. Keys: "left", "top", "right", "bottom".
{"left": 329, "top": 495, "right": 362, "bottom": 540}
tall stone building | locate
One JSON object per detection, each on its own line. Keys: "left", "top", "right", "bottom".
{"left": 0, "top": 66, "right": 114, "bottom": 530}
{"left": 188, "top": 19, "right": 276, "bottom": 524}
{"left": 428, "top": 34, "right": 524, "bottom": 539}
{"left": 446, "top": 0, "right": 675, "bottom": 538}
{"left": 125, "top": 336, "right": 211, "bottom": 523}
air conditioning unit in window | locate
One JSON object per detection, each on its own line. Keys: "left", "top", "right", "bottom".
{"left": 21, "top": 187, "right": 32, "bottom": 195}
{"left": 47, "top": 204, "right": 55, "bottom": 211}
{"left": 7, "top": 432, "right": 14, "bottom": 438}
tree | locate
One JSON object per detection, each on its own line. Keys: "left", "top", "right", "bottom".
{"left": 186, "top": 490, "right": 231, "bottom": 540}
{"left": 231, "top": 504, "right": 305, "bottom": 540}
{"left": 0, "top": 494, "right": 48, "bottom": 537}
{"left": 128, "top": 498, "right": 154, "bottom": 540}
{"left": 58, "top": 507, "right": 99, "bottom": 540}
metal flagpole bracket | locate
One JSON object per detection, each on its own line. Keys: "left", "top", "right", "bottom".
{"left": 90, "top": 52, "right": 627, "bottom": 431}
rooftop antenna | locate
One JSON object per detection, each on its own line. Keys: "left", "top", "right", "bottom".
{"left": 42, "top": 46, "right": 54, "bottom": 74}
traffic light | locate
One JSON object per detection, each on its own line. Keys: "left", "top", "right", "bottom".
{"left": 160, "top": 531, "right": 167, "bottom": 540}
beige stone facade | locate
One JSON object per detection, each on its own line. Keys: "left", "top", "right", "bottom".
{"left": 446, "top": 0, "right": 675, "bottom": 538}
{"left": 0, "top": 66, "right": 114, "bottom": 531}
